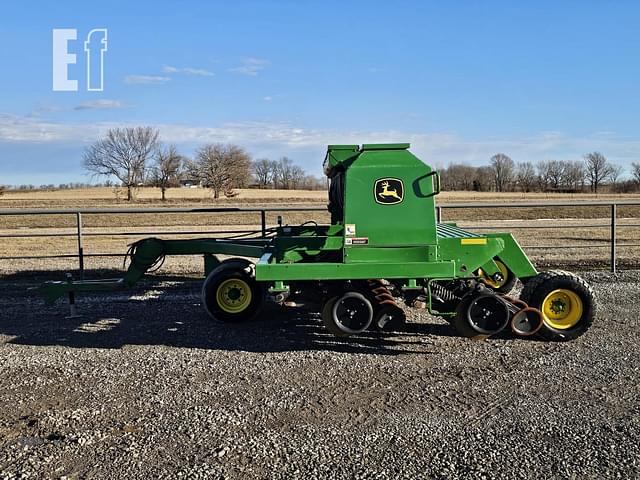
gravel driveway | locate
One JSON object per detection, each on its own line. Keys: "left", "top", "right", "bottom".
{"left": 0, "top": 271, "right": 638, "bottom": 479}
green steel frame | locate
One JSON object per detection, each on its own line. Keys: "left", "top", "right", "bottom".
{"left": 39, "top": 225, "right": 537, "bottom": 307}
{"left": 38, "top": 143, "right": 538, "bottom": 316}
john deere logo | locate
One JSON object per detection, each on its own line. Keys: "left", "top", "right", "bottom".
{"left": 374, "top": 178, "right": 404, "bottom": 205}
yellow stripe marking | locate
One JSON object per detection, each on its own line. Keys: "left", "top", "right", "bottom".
{"left": 460, "top": 238, "right": 487, "bottom": 245}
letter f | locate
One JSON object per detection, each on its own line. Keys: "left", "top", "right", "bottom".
{"left": 84, "top": 28, "right": 108, "bottom": 91}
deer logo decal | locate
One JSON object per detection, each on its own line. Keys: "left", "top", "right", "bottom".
{"left": 374, "top": 178, "right": 404, "bottom": 205}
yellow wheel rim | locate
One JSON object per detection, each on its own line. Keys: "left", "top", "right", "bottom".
{"left": 542, "top": 289, "right": 583, "bottom": 330}
{"left": 479, "top": 260, "right": 509, "bottom": 289}
{"left": 216, "top": 278, "right": 252, "bottom": 314}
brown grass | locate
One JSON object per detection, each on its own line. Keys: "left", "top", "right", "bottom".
{"left": 3, "top": 186, "right": 640, "bottom": 205}
{"left": 0, "top": 187, "right": 326, "bottom": 207}
{"left": 1, "top": 187, "right": 639, "bottom": 275}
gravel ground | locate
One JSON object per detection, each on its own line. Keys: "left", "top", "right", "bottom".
{"left": 0, "top": 270, "right": 639, "bottom": 479}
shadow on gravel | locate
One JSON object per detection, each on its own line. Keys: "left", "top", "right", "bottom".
{"left": 1, "top": 269, "right": 201, "bottom": 284}
{"left": 0, "top": 278, "right": 486, "bottom": 355}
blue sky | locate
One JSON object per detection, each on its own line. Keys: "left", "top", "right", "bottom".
{"left": 1, "top": 0, "right": 639, "bottom": 185}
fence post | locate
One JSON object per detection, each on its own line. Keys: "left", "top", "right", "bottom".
{"left": 610, "top": 204, "right": 617, "bottom": 273}
{"left": 436, "top": 206, "right": 442, "bottom": 223}
{"left": 76, "top": 212, "right": 85, "bottom": 280}
{"left": 261, "top": 210, "right": 267, "bottom": 237}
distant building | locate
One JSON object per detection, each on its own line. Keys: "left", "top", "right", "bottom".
{"left": 180, "top": 179, "right": 200, "bottom": 188}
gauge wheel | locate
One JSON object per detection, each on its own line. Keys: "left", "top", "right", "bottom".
{"left": 201, "top": 260, "right": 264, "bottom": 322}
{"left": 478, "top": 258, "right": 517, "bottom": 294}
{"left": 452, "top": 293, "right": 510, "bottom": 338}
{"left": 322, "top": 291, "right": 373, "bottom": 336}
{"left": 520, "top": 270, "right": 596, "bottom": 341}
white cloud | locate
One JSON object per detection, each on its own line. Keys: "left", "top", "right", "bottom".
{"left": 74, "top": 99, "right": 125, "bottom": 110}
{"left": 162, "top": 65, "right": 214, "bottom": 77}
{"left": 229, "top": 58, "right": 269, "bottom": 76}
{"left": 1, "top": 112, "right": 640, "bottom": 171}
{"left": 124, "top": 75, "right": 171, "bottom": 85}
{"left": 32, "top": 103, "right": 64, "bottom": 114}
{"left": 263, "top": 96, "right": 273, "bottom": 102}
{"left": 0, "top": 113, "right": 106, "bottom": 142}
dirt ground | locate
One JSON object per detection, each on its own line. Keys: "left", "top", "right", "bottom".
{"left": 0, "top": 271, "right": 638, "bottom": 479}
{"left": 1, "top": 187, "right": 639, "bottom": 478}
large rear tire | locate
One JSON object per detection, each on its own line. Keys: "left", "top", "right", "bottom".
{"left": 201, "top": 259, "right": 264, "bottom": 323}
{"left": 520, "top": 270, "right": 595, "bottom": 341}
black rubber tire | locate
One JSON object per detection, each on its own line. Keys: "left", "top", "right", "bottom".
{"left": 519, "top": 270, "right": 596, "bottom": 341}
{"left": 321, "top": 292, "right": 373, "bottom": 336}
{"left": 479, "top": 258, "right": 517, "bottom": 294}
{"left": 452, "top": 296, "right": 482, "bottom": 338}
{"left": 201, "top": 260, "right": 264, "bottom": 323}
{"left": 216, "top": 257, "right": 253, "bottom": 270}
{"left": 452, "top": 293, "right": 509, "bottom": 338}
{"left": 321, "top": 296, "right": 343, "bottom": 336}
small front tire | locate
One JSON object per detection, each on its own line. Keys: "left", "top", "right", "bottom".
{"left": 201, "top": 260, "right": 264, "bottom": 323}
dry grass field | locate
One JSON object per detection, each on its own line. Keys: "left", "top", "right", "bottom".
{"left": 1, "top": 186, "right": 639, "bottom": 276}
{"left": 0, "top": 187, "right": 327, "bottom": 209}
{"left": 3, "top": 185, "right": 640, "bottom": 206}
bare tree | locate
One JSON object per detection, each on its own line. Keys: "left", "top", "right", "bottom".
{"left": 301, "top": 175, "right": 326, "bottom": 190}
{"left": 564, "top": 161, "right": 585, "bottom": 190}
{"left": 584, "top": 152, "right": 613, "bottom": 193}
{"left": 515, "top": 162, "right": 536, "bottom": 192}
{"left": 608, "top": 164, "right": 624, "bottom": 186}
{"left": 536, "top": 161, "right": 551, "bottom": 191}
{"left": 83, "top": 127, "right": 159, "bottom": 201}
{"left": 273, "top": 157, "right": 296, "bottom": 189}
{"left": 632, "top": 162, "right": 640, "bottom": 185}
{"left": 252, "top": 158, "right": 276, "bottom": 188}
{"left": 490, "top": 153, "right": 515, "bottom": 192}
{"left": 547, "top": 160, "right": 566, "bottom": 189}
{"left": 442, "top": 164, "right": 477, "bottom": 190}
{"left": 473, "top": 166, "right": 494, "bottom": 191}
{"left": 151, "top": 145, "right": 183, "bottom": 201}
{"left": 190, "top": 143, "right": 251, "bottom": 199}
{"left": 289, "top": 165, "right": 306, "bottom": 189}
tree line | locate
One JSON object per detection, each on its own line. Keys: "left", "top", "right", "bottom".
{"left": 81, "top": 126, "right": 324, "bottom": 201}
{"left": 441, "top": 153, "right": 640, "bottom": 193}
{"left": 4, "top": 131, "right": 640, "bottom": 198}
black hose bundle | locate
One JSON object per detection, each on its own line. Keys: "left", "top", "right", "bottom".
{"left": 219, "top": 227, "right": 278, "bottom": 240}
{"left": 328, "top": 172, "right": 344, "bottom": 222}
{"left": 123, "top": 238, "right": 166, "bottom": 273}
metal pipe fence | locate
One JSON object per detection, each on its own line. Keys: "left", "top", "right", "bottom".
{"left": 1, "top": 200, "right": 639, "bottom": 276}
